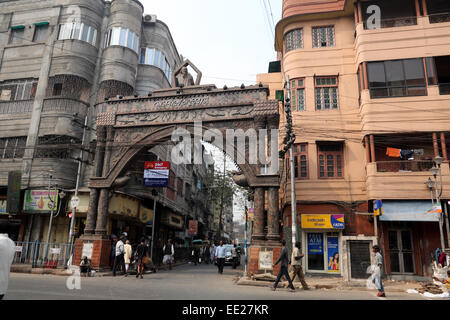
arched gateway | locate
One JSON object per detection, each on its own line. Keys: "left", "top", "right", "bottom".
{"left": 74, "top": 83, "right": 283, "bottom": 275}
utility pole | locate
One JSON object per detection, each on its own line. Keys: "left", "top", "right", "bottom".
{"left": 44, "top": 174, "right": 57, "bottom": 263}
{"left": 244, "top": 206, "right": 248, "bottom": 276}
{"left": 150, "top": 155, "right": 160, "bottom": 263}
{"left": 286, "top": 76, "right": 298, "bottom": 249}
{"left": 218, "top": 152, "right": 226, "bottom": 241}
{"left": 68, "top": 114, "right": 89, "bottom": 248}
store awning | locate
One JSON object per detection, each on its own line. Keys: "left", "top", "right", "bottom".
{"left": 379, "top": 200, "right": 440, "bottom": 222}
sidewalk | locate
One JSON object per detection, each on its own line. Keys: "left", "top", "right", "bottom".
{"left": 236, "top": 274, "right": 422, "bottom": 293}
{"left": 11, "top": 260, "right": 190, "bottom": 277}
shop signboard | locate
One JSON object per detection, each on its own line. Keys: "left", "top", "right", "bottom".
{"left": 139, "top": 206, "right": 153, "bottom": 225}
{"left": 247, "top": 208, "right": 254, "bottom": 221}
{"left": 327, "top": 237, "right": 340, "bottom": 273}
{"left": 23, "top": 190, "right": 58, "bottom": 213}
{"left": 0, "top": 199, "right": 6, "bottom": 214}
{"left": 144, "top": 161, "right": 170, "bottom": 187}
{"left": 188, "top": 220, "right": 198, "bottom": 236}
{"left": 302, "top": 214, "right": 344, "bottom": 229}
{"left": 108, "top": 194, "right": 139, "bottom": 218}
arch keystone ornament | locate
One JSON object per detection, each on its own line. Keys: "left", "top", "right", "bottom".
{"left": 74, "top": 83, "right": 283, "bottom": 273}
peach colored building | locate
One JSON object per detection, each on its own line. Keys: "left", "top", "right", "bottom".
{"left": 258, "top": 0, "right": 450, "bottom": 281}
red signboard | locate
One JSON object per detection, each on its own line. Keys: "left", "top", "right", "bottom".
{"left": 188, "top": 220, "right": 198, "bottom": 236}
{"left": 144, "top": 161, "right": 170, "bottom": 170}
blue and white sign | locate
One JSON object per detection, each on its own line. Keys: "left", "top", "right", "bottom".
{"left": 144, "top": 161, "right": 170, "bottom": 187}
{"left": 307, "top": 233, "right": 324, "bottom": 255}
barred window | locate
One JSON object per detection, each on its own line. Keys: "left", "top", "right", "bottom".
{"left": 315, "top": 77, "right": 339, "bottom": 110}
{"left": 286, "top": 144, "right": 308, "bottom": 179}
{"left": 318, "top": 144, "right": 344, "bottom": 179}
{"left": 313, "top": 26, "right": 335, "bottom": 48}
{"left": 0, "top": 137, "right": 27, "bottom": 159}
{"left": 0, "top": 79, "right": 38, "bottom": 101}
{"left": 35, "top": 135, "right": 79, "bottom": 159}
{"left": 285, "top": 29, "right": 303, "bottom": 53}
{"left": 291, "top": 79, "right": 305, "bottom": 111}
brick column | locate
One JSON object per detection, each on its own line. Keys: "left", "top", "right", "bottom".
{"left": 95, "top": 126, "right": 114, "bottom": 236}
{"left": 85, "top": 126, "right": 106, "bottom": 235}
{"left": 441, "top": 132, "right": 448, "bottom": 161}
{"left": 252, "top": 187, "right": 265, "bottom": 241}
{"left": 266, "top": 187, "right": 280, "bottom": 242}
{"left": 433, "top": 132, "right": 440, "bottom": 158}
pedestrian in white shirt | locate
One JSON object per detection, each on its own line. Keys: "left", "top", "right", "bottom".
{"left": 113, "top": 235, "right": 126, "bottom": 276}
{"left": 123, "top": 240, "right": 132, "bottom": 276}
{"left": 0, "top": 234, "right": 15, "bottom": 300}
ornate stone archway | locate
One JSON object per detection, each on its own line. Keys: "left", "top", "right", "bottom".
{"left": 76, "top": 84, "right": 281, "bottom": 271}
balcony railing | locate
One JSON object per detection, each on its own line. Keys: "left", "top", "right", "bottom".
{"left": 376, "top": 160, "right": 434, "bottom": 173}
{"left": 0, "top": 99, "right": 33, "bottom": 115}
{"left": 429, "top": 12, "right": 450, "bottom": 24}
{"left": 438, "top": 83, "right": 450, "bottom": 95}
{"left": 363, "top": 16, "right": 417, "bottom": 30}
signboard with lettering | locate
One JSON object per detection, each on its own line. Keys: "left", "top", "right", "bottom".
{"left": 0, "top": 199, "right": 6, "bottom": 214}
{"left": 139, "top": 206, "right": 153, "bottom": 225}
{"left": 144, "top": 161, "right": 170, "bottom": 187}
{"left": 258, "top": 251, "right": 273, "bottom": 270}
{"left": 188, "top": 220, "right": 198, "bottom": 236}
{"left": 327, "top": 237, "right": 340, "bottom": 273}
{"left": 23, "top": 190, "right": 58, "bottom": 213}
{"left": 301, "top": 214, "right": 345, "bottom": 229}
{"left": 82, "top": 243, "right": 93, "bottom": 260}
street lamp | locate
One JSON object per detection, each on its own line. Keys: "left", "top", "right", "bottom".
{"left": 429, "top": 160, "right": 446, "bottom": 251}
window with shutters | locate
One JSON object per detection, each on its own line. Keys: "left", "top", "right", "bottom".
{"left": 315, "top": 77, "right": 339, "bottom": 110}
{"left": 318, "top": 143, "right": 344, "bottom": 179}
{"left": 312, "top": 26, "right": 335, "bottom": 48}
{"left": 290, "top": 79, "right": 305, "bottom": 111}
{"left": 286, "top": 143, "right": 308, "bottom": 179}
{"left": 284, "top": 28, "right": 303, "bottom": 53}
{"left": 0, "top": 79, "right": 38, "bottom": 101}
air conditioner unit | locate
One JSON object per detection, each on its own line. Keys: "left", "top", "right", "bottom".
{"left": 143, "top": 14, "right": 157, "bottom": 23}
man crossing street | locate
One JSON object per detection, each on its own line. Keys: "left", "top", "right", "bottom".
{"left": 215, "top": 241, "right": 226, "bottom": 274}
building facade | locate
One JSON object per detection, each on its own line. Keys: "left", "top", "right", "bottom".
{"left": 0, "top": 0, "right": 213, "bottom": 257}
{"left": 260, "top": 0, "right": 450, "bottom": 281}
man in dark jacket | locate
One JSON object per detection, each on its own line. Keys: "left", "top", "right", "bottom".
{"left": 272, "top": 240, "right": 295, "bottom": 292}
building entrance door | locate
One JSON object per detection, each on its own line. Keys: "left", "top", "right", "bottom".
{"left": 388, "top": 229, "right": 415, "bottom": 274}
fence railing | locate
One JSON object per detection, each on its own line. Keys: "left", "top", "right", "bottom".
{"left": 363, "top": 16, "right": 417, "bottom": 30}
{"left": 439, "top": 83, "right": 450, "bottom": 95}
{"left": 13, "top": 241, "right": 74, "bottom": 269}
{"left": 376, "top": 160, "right": 434, "bottom": 173}
{"left": 429, "top": 12, "right": 450, "bottom": 24}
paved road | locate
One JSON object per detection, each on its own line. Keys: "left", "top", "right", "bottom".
{"left": 4, "top": 263, "right": 434, "bottom": 300}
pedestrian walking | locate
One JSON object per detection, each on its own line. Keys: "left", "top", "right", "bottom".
{"left": 232, "top": 244, "right": 238, "bottom": 269}
{"left": 210, "top": 244, "right": 216, "bottom": 264}
{"left": 204, "top": 244, "right": 210, "bottom": 264}
{"left": 110, "top": 235, "right": 117, "bottom": 269}
{"left": 372, "top": 245, "right": 386, "bottom": 297}
{"left": 289, "top": 242, "right": 309, "bottom": 290}
{"left": 136, "top": 237, "right": 149, "bottom": 279}
{"left": 113, "top": 235, "right": 126, "bottom": 276}
{"left": 215, "top": 241, "right": 226, "bottom": 274}
{"left": 192, "top": 246, "right": 200, "bottom": 265}
{"left": 272, "top": 240, "right": 295, "bottom": 292}
{"left": 124, "top": 240, "right": 132, "bottom": 276}
{"left": 163, "top": 239, "right": 174, "bottom": 270}
{"left": 0, "top": 234, "right": 15, "bottom": 300}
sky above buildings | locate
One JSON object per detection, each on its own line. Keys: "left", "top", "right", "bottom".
{"left": 141, "top": 0, "right": 282, "bottom": 225}
{"left": 141, "top": 0, "right": 282, "bottom": 88}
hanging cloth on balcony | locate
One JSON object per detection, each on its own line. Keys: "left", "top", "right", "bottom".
{"left": 400, "top": 149, "right": 414, "bottom": 160}
{"left": 386, "top": 147, "right": 401, "bottom": 158}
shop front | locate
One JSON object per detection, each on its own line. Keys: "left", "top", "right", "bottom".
{"left": 301, "top": 214, "right": 344, "bottom": 275}
{"left": 379, "top": 200, "right": 443, "bottom": 279}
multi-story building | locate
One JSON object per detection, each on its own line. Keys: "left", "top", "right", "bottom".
{"left": 259, "top": 0, "right": 450, "bottom": 281}
{"left": 0, "top": 0, "right": 212, "bottom": 254}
